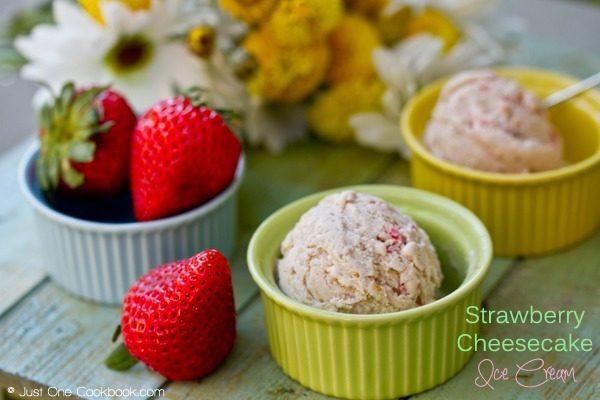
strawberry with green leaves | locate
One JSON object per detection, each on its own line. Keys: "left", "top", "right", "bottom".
{"left": 37, "top": 83, "right": 137, "bottom": 197}
{"left": 131, "top": 89, "right": 242, "bottom": 221}
{"left": 106, "top": 249, "right": 236, "bottom": 380}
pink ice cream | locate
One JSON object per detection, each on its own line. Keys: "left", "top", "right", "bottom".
{"left": 423, "top": 70, "right": 564, "bottom": 173}
{"left": 277, "top": 191, "right": 443, "bottom": 314}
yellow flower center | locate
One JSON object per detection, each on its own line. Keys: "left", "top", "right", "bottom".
{"left": 104, "top": 34, "right": 154, "bottom": 75}
{"left": 187, "top": 26, "right": 216, "bottom": 59}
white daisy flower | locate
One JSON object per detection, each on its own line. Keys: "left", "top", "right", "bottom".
{"left": 15, "top": 0, "right": 208, "bottom": 111}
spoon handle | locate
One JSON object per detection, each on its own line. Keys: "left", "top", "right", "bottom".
{"left": 542, "top": 71, "right": 600, "bottom": 108}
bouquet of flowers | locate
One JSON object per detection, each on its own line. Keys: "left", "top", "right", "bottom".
{"left": 11, "top": 0, "right": 505, "bottom": 153}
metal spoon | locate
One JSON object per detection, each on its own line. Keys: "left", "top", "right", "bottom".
{"left": 542, "top": 71, "right": 600, "bottom": 108}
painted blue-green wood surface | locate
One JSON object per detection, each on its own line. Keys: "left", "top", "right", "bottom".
{"left": 0, "top": 37, "right": 598, "bottom": 400}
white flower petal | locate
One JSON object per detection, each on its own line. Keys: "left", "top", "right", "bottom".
{"left": 53, "top": 0, "right": 101, "bottom": 31}
{"left": 381, "top": 89, "right": 404, "bottom": 119}
{"left": 245, "top": 98, "right": 306, "bottom": 152}
{"left": 101, "top": 1, "right": 151, "bottom": 36}
{"left": 350, "top": 112, "right": 409, "bottom": 156}
{"left": 108, "top": 42, "right": 205, "bottom": 111}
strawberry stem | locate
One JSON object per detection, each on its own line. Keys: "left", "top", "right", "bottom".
{"left": 105, "top": 343, "right": 138, "bottom": 371}
{"left": 111, "top": 324, "right": 121, "bottom": 343}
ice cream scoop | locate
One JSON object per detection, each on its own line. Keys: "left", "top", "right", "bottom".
{"left": 423, "top": 70, "right": 564, "bottom": 173}
{"left": 276, "top": 191, "right": 443, "bottom": 314}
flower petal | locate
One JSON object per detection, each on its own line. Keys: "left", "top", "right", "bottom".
{"left": 53, "top": 0, "right": 101, "bottom": 31}
{"left": 350, "top": 112, "right": 409, "bottom": 156}
{"left": 245, "top": 98, "right": 307, "bottom": 152}
{"left": 108, "top": 42, "right": 205, "bottom": 111}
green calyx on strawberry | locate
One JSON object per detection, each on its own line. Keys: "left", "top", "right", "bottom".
{"left": 105, "top": 249, "right": 237, "bottom": 380}
{"left": 131, "top": 87, "right": 242, "bottom": 221}
{"left": 37, "top": 82, "right": 137, "bottom": 197}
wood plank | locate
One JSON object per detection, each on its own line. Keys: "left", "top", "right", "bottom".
{"left": 0, "top": 240, "right": 269, "bottom": 400}
{"left": 373, "top": 158, "right": 411, "bottom": 187}
{"left": 0, "top": 215, "right": 262, "bottom": 400}
{"left": 414, "top": 229, "right": 600, "bottom": 400}
{"left": 162, "top": 299, "right": 333, "bottom": 400}
{"left": 239, "top": 141, "right": 394, "bottom": 231}
{"left": 480, "top": 258, "right": 516, "bottom": 299}
{"left": 0, "top": 140, "right": 394, "bottom": 399}
{"left": 0, "top": 283, "right": 162, "bottom": 400}
{"left": 0, "top": 139, "right": 46, "bottom": 315}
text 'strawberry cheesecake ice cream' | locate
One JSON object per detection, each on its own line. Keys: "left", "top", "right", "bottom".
{"left": 424, "top": 70, "right": 564, "bottom": 173}
{"left": 276, "top": 191, "right": 443, "bottom": 314}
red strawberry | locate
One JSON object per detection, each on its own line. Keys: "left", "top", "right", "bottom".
{"left": 37, "top": 82, "right": 137, "bottom": 197}
{"left": 131, "top": 93, "right": 242, "bottom": 221}
{"left": 106, "top": 249, "right": 236, "bottom": 380}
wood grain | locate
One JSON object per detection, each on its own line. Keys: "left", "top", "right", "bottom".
{"left": 162, "top": 300, "right": 333, "bottom": 400}
{"left": 0, "top": 283, "right": 162, "bottom": 400}
{"left": 0, "top": 230, "right": 263, "bottom": 400}
{"left": 0, "top": 140, "right": 45, "bottom": 315}
{"left": 413, "top": 229, "right": 600, "bottom": 400}
{"left": 0, "top": 140, "right": 395, "bottom": 399}
{"left": 239, "top": 141, "right": 394, "bottom": 231}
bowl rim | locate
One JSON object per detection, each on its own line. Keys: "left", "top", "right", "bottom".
{"left": 400, "top": 66, "right": 600, "bottom": 185}
{"left": 18, "top": 141, "right": 245, "bottom": 233}
{"left": 247, "top": 185, "right": 493, "bottom": 324}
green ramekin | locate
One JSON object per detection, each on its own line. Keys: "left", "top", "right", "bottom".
{"left": 247, "top": 185, "right": 492, "bottom": 399}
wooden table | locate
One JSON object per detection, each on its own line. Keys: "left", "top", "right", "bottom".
{"left": 0, "top": 38, "right": 598, "bottom": 400}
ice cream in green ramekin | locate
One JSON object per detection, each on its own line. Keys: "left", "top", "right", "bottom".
{"left": 248, "top": 185, "right": 492, "bottom": 399}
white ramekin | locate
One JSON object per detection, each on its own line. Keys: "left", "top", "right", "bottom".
{"left": 19, "top": 143, "right": 244, "bottom": 305}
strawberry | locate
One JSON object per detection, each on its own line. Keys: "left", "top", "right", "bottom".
{"left": 106, "top": 249, "right": 236, "bottom": 380}
{"left": 36, "top": 83, "right": 137, "bottom": 197}
{"left": 130, "top": 91, "right": 242, "bottom": 221}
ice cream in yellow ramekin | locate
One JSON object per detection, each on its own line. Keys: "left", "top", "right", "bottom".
{"left": 401, "top": 67, "right": 600, "bottom": 256}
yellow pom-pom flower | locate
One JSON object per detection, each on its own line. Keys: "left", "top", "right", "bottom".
{"left": 218, "top": 0, "right": 279, "bottom": 25}
{"left": 308, "top": 79, "right": 385, "bottom": 142}
{"left": 266, "top": 0, "right": 344, "bottom": 47}
{"left": 344, "top": 0, "right": 388, "bottom": 18}
{"left": 406, "top": 7, "right": 461, "bottom": 51}
{"left": 378, "top": 6, "right": 412, "bottom": 45}
{"left": 244, "top": 30, "right": 331, "bottom": 103}
{"left": 79, "top": 0, "right": 150, "bottom": 24}
{"left": 327, "top": 14, "right": 380, "bottom": 85}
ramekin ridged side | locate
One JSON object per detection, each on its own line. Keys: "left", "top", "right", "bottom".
{"left": 262, "top": 290, "right": 481, "bottom": 399}
{"left": 409, "top": 155, "right": 600, "bottom": 255}
{"left": 248, "top": 185, "right": 492, "bottom": 399}
{"left": 401, "top": 68, "right": 600, "bottom": 256}
{"left": 20, "top": 144, "right": 244, "bottom": 305}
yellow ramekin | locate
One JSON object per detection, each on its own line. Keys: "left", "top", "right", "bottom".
{"left": 401, "top": 67, "right": 600, "bottom": 256}
{"left": 248, "top": 185, "right": 492, "bottom": 399}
